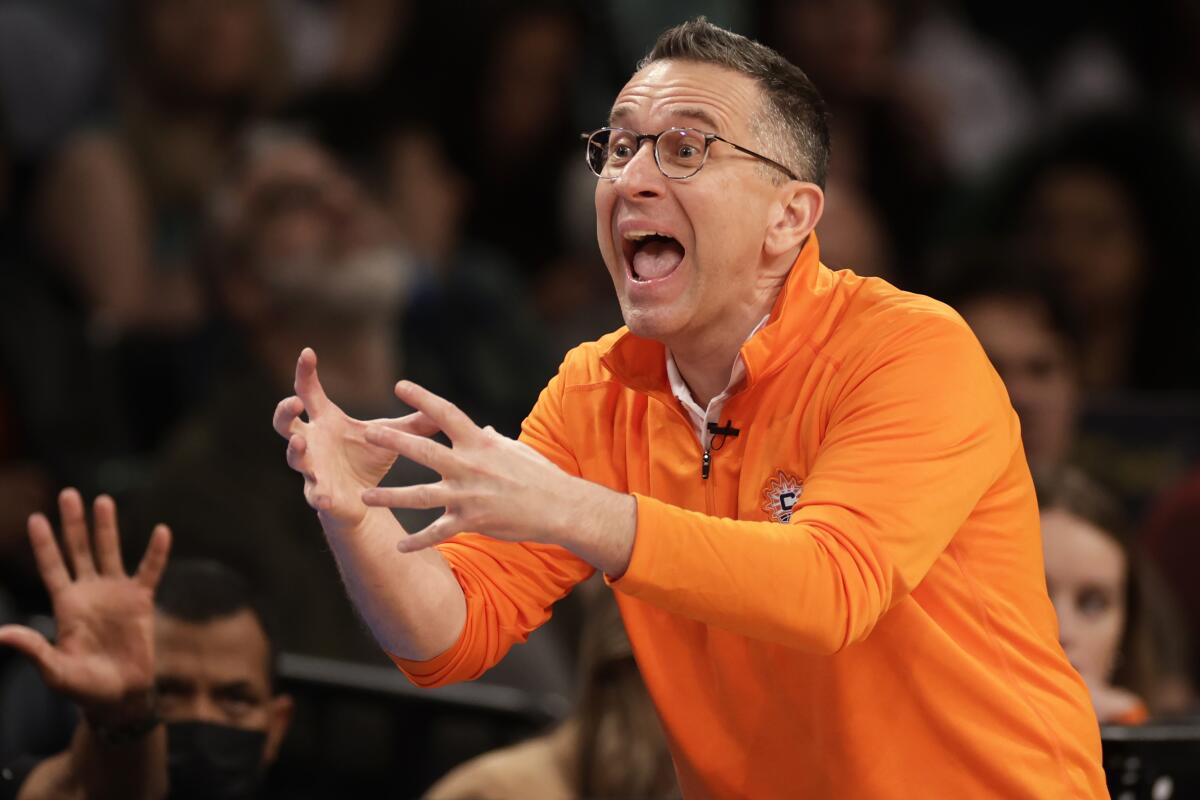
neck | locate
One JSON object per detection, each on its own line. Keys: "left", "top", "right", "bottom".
{"left": 256, "top": 316, "right": 402, "bottom": 415}
{"left": 669, "top": 254, "right": 793, "bottom": 407}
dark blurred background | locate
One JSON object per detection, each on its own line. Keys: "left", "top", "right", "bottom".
{"left": 1, "top": 0, "right": 1199, "bottom": 796}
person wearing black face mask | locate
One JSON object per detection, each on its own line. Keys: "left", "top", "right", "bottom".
{"left": 0, "top": 489, "right": 292, "bottom": 800}
{"left": 151, "top": 559, "right": 293, "bottom": 800}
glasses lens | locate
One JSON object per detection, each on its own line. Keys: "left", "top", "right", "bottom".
{"left": 587, "top": 128, "right": 639, "bottom": 178}
{"left": 656, "top": 129, "right": 707, "bottom": 178}
{"left": 586, "top": 129, "right": 609, "bottom": 176}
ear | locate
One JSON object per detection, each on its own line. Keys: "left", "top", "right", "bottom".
{"left": 261, "top": 693, "right": 294, "bottom": 765}
{"left": 764, "top": 182, "right": 824, "bottom": 258}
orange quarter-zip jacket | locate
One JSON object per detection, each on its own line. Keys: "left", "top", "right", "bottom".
{"left": 394, "top": 236, "right": 1107, "bottom": 799}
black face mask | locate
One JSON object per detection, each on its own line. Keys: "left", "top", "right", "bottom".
{"left": 166, "top": 721, "right": 267, "bottom": 800}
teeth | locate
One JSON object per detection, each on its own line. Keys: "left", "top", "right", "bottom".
{"left": 624, "top": 230, "right": 670, "bottom": 241}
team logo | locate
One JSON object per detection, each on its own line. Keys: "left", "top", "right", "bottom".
{"left": 761, "top": 470, "right": 804, "bottom": 523}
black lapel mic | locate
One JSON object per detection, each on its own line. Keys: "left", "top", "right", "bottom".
{"left": 706, "top": 420, "right": 741, "bottom": 451}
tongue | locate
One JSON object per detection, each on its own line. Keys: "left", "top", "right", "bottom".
{"left": 632, "top": 239, "right": 684, "bottom": 280}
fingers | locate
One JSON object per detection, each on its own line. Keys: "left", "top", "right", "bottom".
{"left": 0, "top": 625, "right": 61, "bottom": 688}
{"left": 395, "top": 515, "right": 460, "bottom": 554}
{"left": 294, "top": 348, "right": 330, "bottom": 418}
{"left": 286, "top": 434, "right": 314, "bottom": 480}
{"left": 392, "top": 381, "right": 479, "bottom": 444}
{"left": 364, "top": 425, "right": 458, "bottom": 475}
{"left": 134, "top": 524, "right": 172, "bottom": 591}
{"left": 57, "top": 488, "right": 96, "bottom": 579}
{"left": 27, "top": 513, "right": 71, "bottom": 596}
{"left": 362, "top": 483, "right": 448, "bottom": 510}
{"left": 273, "top": 396, "right": 305, "bottom": 439}
{"left": 91, "top": 495, "right": 124, "bottom": 576}
{"left": 376, "top": 411, "right": 441, "bottom": 439}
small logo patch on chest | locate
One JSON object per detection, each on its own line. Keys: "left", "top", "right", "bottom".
{"left": 761, "top": 470, "right": 804, "bottom": 523}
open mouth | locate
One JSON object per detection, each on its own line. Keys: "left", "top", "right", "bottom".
{"left": 622, "top": 231, "right": 686, "bottom": 282}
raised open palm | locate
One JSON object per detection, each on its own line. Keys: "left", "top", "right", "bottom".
{"left": 0, "top": 488, "right": 171, "bottom": 707}
{"left": 274, "top": 348, "right": 439, "bottom": 531}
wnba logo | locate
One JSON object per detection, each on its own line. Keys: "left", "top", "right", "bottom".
{"left": 761, "top": 470, "right": 804, "bottom": 524}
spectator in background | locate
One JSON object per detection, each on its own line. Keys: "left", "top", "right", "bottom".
{"left": 147, "top": 559, "right": 295, "bottom": 800}
{"left": 1038, "top": 469, "right": 1195, "bottom": 724}
{"left": 425, "top": 589, "right": 677, "bottom": 800}
{"left": 950, "top": 265, "right": 1081, "bottom": 479}
{"left": 0, "top": 489, "right": 293, "bottom": 800}
{"left": 956, "top": 113, "right": 1200, "bottom": 393}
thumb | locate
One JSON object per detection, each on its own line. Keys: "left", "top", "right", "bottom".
{"left": 0, "top": 625, "right": 62, "bottom": 686}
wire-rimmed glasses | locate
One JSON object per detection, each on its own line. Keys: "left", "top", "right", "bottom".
{"left": 581, "top": 126, "right": 799, "bottom": 182}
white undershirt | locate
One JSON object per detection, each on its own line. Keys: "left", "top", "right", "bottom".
{"left": 665, "top": 316, "right": 769, "bottom": 447}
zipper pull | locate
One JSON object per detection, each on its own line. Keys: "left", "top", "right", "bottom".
{"left": 701, "top": 447, "right": 711, "bottom": 480}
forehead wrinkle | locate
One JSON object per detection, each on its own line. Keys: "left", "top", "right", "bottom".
{"left": 609, "top": 104, "right": 722, "bottom": 134}
{"left": 610, "top": 69, "right": 761, "bottom": 138}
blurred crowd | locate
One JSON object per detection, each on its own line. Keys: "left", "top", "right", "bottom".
{"left": 1, "top": 0, "right": 1199, "bottom": 796}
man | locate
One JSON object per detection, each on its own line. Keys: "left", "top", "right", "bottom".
{"left": 0, "top": 489, "right": 292, "bottom": 800}
{"left": 273, "top": 19, "right": 1107, "bottom": 798}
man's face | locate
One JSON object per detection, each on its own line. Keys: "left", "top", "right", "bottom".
{"left": 595, "top": 60, "right": 789, "bottom": 345}
{"left": 154, "top": 609, "right": 292, "bottom": 765}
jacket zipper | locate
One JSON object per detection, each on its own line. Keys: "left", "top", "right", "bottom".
{"left": 659, "top": 398, "right": 721, "bottom": 512}
{"left": 703, "top": 439, "right": 717, "bottom": 514}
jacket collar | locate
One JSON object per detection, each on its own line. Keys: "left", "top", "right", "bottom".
{"left": 600, "top": 233, "right": 833, "bottom": 403}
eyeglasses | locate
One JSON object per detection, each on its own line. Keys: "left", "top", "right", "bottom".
{"left": 581, "top": 126, "right": 800, "bottom": 182}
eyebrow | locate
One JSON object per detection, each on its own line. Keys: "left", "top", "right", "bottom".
{"left": 608, "top": 105, "right": 635, "bottom": 126}
{"left": 607, "top": 105, "right": 724, "bottom": 134}
{"left": 214, "top": 680, "right": 264, "bottom": 700}
{"left": 156, "top": 676, "right": 195, "bottom": 693}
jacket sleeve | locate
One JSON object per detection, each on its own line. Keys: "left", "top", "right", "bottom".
{"left": 608, "top": 314, "right": 1022, "bottom": 654}
{"left": 390, "top": 366, "right": 596, "bottom": 686}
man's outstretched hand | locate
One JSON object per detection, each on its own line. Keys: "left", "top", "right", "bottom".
{"left": 276, "top": 349, "right": 636, "bottom": 576}
{"left": 273, "top": 347, "right": 439, "bottom": 533}
{"left": 0, "top": 488, "right": 170, "bottom": 709}
{"left": 358, "top": 381, "right": 637, "bottom": 576}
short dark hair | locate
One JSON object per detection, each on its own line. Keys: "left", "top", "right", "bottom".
{"left": 156, "top": 559, "right": 280, "bottom": 688}
{"left": 639, "top": 17, "right": 831, "bottom": 188}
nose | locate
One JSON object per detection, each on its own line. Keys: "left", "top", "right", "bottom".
{"left": 189, "top": 694, "right": 227, "bottom": 725}
{"left": 614, "top": 138, "right": 666, "bottom": 200}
